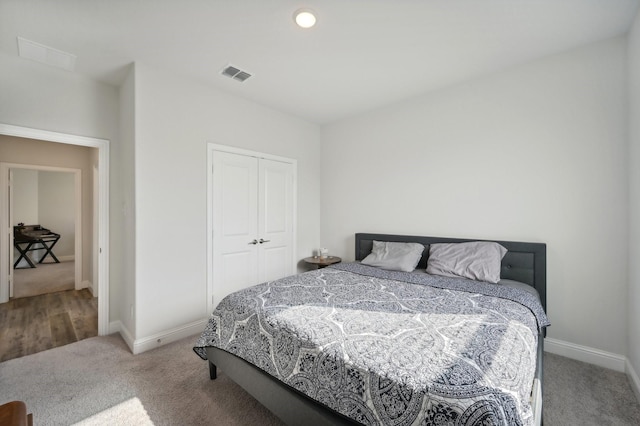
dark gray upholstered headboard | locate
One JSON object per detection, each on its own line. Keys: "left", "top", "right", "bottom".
{"left": 355, "top": 233, "right": 547, "bottom": 312}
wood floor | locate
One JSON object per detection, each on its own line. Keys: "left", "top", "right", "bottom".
{"left": 0, "top": 289, "right": 98, "bottom": 362}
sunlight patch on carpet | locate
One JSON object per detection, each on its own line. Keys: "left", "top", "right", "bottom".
{"left": 73, "top": 397, "right": 153, "bottom": 425}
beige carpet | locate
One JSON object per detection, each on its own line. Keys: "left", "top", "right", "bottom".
{"left": 544, "top": 352, "right": 640, "bottom": 425}
{"left": 13, "top": 260, "right": 74, "bottom": 298}
{"left": 0, "top": 334, "right": 283, "bottom": 426}
{"left": 1, "top": 334, "right": 639, "bottom": 425}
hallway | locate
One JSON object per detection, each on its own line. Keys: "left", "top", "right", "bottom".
{"left": 0, "top": 289, "right": 97, "bottom": 362}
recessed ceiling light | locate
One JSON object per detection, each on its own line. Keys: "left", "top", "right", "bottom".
{"left": 294, "top": 8, "right": 316, "bottom": 29}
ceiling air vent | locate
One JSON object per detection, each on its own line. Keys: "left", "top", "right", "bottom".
{"left": 221, "top": 65, "right": 252, "bottom": 82}
{"left": 17, "top": 37, "right": 76, "bottom": 71}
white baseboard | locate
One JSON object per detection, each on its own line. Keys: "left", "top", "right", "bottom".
{"left": 57, "top": 255, "right": 75, "bottom": 262}
{"left": 627, "top": 359, "right": 640, "bottom": 403}
{"left": 131, "top": 319, "right": 208, "bottom": 355}
{"left": 544, "top": 337, "right": 626, "bottom": 372}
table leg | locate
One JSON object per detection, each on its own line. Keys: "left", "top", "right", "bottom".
{"left": 38, "top": 237, "right": 61, "bottom": 264}
{"left": 13, "top": 242, "right": 37, "bottom": 268}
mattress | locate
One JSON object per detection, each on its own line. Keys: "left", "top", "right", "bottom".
{"left": 194, "top": 262, "right": 549, "bottom": 425}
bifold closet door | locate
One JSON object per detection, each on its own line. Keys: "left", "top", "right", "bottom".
{"left": 212, "top": 150, "right": 294, "bottom": 302}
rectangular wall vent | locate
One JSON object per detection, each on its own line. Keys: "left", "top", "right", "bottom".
{"left": 221, "top": 64, "right": 252, "bottom": 82}
{"left": 17, "top": 37, "right": 76, "bottom": 71}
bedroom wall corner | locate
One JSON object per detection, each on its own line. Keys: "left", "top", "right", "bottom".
{"left": 627, "top": 358, "right": 640, "bottom": 403}
{"left": 544, "top": 337, "right": 626, "bottom": 372}
{"left": 109, "top": 319, "right": 135, "bottom": 353}
{"left": 117, "top": 63, "right": 136, "bottom": 338}
{"left": 627, "top": 7, "right": 640, "bottom": 402}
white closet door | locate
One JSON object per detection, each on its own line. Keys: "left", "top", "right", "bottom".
{"left": 212, "top": 151, "right": 259, "bottom": 301}
{"left": 258, "top": 159, "right": 294, "bottom": 283}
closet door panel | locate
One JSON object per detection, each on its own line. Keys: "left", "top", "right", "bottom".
{"left": 258, "top": 159, "right": 293, "bottom": 283}
{"left": 212, "top": 151, "right": 259, "bottom": 300}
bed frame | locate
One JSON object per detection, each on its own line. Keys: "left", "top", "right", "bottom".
{"left": 206, "top": 233, "right": 548, "bottom": 425}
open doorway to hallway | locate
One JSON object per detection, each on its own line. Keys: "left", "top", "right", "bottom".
{"left": 11, "top": 167, "right": 80, "bottom": 298}
{"left": 2, "top": 150, "right": 94, "bottom": 361}
{"left": 0, "top": 126, "right": 109, "bottom": 360}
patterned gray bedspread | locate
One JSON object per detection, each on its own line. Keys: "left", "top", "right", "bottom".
{"left": 194, "top": 263, "right": 549, "bottom": 425}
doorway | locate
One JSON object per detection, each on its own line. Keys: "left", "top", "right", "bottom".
{"left": 10, "top": 166, "right": 81, "bottom": 299}
{"left": 0, "top": 123, "right": 110, "bottom": 335}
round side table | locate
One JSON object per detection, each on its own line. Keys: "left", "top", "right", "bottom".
{"left": 303, "top": 256, "right": 341, "bottom": 269}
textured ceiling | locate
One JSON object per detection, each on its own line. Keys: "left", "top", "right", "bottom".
{"left": 1, "top": 0, "right": 638, "bottom": 123}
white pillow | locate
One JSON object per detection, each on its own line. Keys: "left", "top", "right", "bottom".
{"left": 426, "top": 241, "right": 507, "bottom": 283}
{"left": 361, "top": 241, "right": 424, "bottom": 272}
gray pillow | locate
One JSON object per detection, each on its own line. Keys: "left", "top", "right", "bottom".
{"left": 426, "top": 241, "right": 507, "bottom": 283}
{"left": 361, "top": 241, "right": 425, "bottom": 272}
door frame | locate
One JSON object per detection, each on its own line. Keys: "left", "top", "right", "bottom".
{"left": 206, "top": 143, "right": 297, "bottom": 313}
{"left": 0, "top": 123, "right": 110, "bottom": 335}
{"left": 4, "top": 163, "right": 83, "bottom": 295}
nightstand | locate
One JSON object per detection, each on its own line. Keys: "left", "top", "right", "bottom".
{"left": 303, "top": 256, "right": 341, "bottom": 269}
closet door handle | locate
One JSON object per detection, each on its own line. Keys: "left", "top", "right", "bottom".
{"left": 249, "top": 239, "right": 258, "bottom": 245}
{"left": 259, "top": 239, "right": 270, "bottom": 244}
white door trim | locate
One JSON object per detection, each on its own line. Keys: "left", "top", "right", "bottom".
{"left": 0, "top": 123, "right": 110, "bottom": 336}
{"left": 206, "top": 143, "right": 297, "bottom": 313}
{"left": 2, "top": 163, "right": 82, "bottom": 294}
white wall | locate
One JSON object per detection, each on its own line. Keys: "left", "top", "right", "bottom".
{"left": 0, "top": 52, "right": 121, "bottom": 321}
{"left": 133, "top": 64, "right": 321, "bottom": 339}
{"left": 12, "top": 169, "right": 38, "bottom": 225}
{"left": 12, "top": 169, "right": 38, "bottom": 267}
{"left": 628, "top": 10, "right": 640, "bottom": 394}
{"left": 39, "top": 171, "right": 75, "bottom": 256}
{"left": 321, "top": 37, "right": 629, "bottom": 356}
{"left": 117, "top": 64, "right": 136, "bottom": 338}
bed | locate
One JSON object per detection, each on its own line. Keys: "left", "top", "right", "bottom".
{"left": 194, "top": 233, "right": 549, "bottom": 425}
